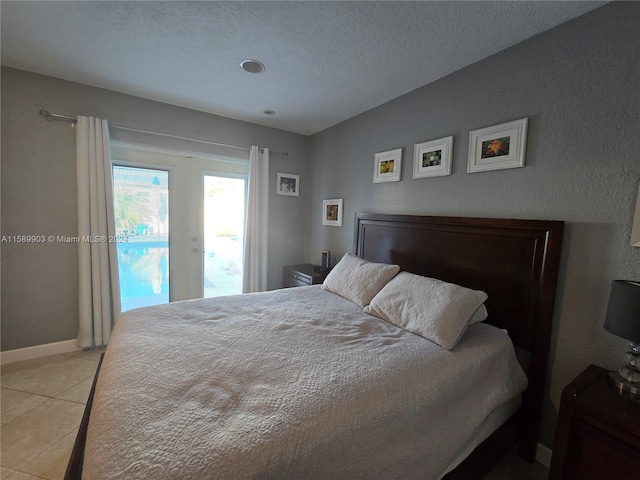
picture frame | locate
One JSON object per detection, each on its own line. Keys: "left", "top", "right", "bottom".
{"left": 413, "top": 136, "right": 453, "bottom": 179}
{"left": 322, "top": 198, "right": 343, "bottom": 227}
{"left": 467, "top": 118, "right": 528, "bottom": 173}
{"left": 276, "top": 172, "right": 300, "bottom": 196}
{"left": 373, "top": 148, "right": 402, "bottom": 183}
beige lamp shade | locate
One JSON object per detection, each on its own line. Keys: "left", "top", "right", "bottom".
{"left": 632, "top": 184, "right": 640, "bottom": 247}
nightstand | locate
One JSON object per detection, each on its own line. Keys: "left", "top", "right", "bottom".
{"left": 282, "top": 264, "right": 329, "bottom": 288}
{"left": 549, "top": 364, "right": 640, "bottom": 480}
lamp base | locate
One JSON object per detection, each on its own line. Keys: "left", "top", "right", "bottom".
{"left": 607, "top": 371, "right": 640, "bottom": 396}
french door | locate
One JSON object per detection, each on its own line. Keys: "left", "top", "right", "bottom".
{"left": 111, "top": 144, "right": 248, "bottom": 311}
{"left": 113, "top": 165, "right": 171, "bottom": 311}
{"left": 201, "top": 174, "right": 247, "bottom": 299}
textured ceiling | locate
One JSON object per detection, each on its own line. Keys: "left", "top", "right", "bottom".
{"left": 1, "top": 1, "right": 607, "bottom": 135}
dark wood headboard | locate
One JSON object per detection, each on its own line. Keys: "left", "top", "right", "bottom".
{"left": 354, "top": 213, "right": 564, "bottom": 461}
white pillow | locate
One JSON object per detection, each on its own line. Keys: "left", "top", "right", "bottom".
{"left": 364, "top": 272, "right": 488, "bottom": 350}
{"left": 470, "top": 304, "right": 488, "bottom": 324}
{"left": 322, "top": 253, "right": 400, "bottom": 307}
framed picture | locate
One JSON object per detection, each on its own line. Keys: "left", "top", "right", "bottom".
{"left": 373, "top": 148, "right": 402, "bottom": 183}
{"left": 413, "top": 136, "right": 453, "bottom": 179}
{"left": 468, "top": 118, "right": 528, "bottom": 173}
{"left": 322, "top": 198, "right": 343, "bottom": 227}
{"left": 276, "top": 172, "right": 299, "bottom": 196}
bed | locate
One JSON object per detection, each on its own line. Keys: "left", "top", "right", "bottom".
{"left": 69, "top": 213, "right": 564, "bottom": 480}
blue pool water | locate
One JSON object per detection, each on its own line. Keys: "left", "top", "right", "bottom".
{"left": 117, "top": 235, "right": 242, "bottom": 311}
{"left": 117, "top": 239, "right": 169, "bottom": 312}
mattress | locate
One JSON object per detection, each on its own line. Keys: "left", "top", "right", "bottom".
{"left": 440, "top": 396, "right": 521, "bottom": 478}
{"left": 84, "top": 285, "right": 527, "bottom": 480}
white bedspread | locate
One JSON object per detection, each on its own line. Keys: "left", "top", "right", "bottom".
{"left": 84, "top": 286, "right": 527, "bottom": 480}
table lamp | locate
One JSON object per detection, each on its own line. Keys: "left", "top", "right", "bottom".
{"left": 604, "top": 280, "right": 640, "bottom": 395}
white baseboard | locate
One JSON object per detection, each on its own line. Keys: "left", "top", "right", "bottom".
{"left": 0, "top": 339, "right": 81, "bottom": 365}
{"left": 536, "top": 442, "right": 553, "bottom": 469}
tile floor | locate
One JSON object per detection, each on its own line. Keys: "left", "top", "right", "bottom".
{"left": 1, "top": 348, "right": 105, "bottom": 480}
{"left": 484, "top": 451, "right": 549, "bottom": 480}
{"left": 1, "top": 349, "right": 549, "bottom": 480}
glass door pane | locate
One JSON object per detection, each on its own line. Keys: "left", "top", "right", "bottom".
{"left": 203, "top": 175, "right": 246, "bottom": 298}
{"left": 113, "top": 166, "right": 169, "bottom": 311}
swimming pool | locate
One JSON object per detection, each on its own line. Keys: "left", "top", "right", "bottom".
{"left": 117, "top": 235, "right": 243, "bottom": 312}
{"left": 117, "top": 240, "right": 169, "bottom": 312}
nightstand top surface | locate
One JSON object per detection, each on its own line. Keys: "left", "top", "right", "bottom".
{"left": 283, "top": 264, "right": 329, "bottom": 278}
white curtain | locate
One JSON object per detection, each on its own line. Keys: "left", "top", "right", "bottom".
{"left": 76, "top": 116, "right": 121, "bottom": 348}
{"left": 243, "top": 146, "right": 269, "bottom": 293}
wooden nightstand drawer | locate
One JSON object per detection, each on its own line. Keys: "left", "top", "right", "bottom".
{"left": 282, "top": 264, "right": 329, "bottom": 288}
{"left": 282, "top": 273, "right": 311, "bottom": 288}
{"left": 564, "top": 419, "right": 640, "bottom": 479}
{"left": 550, "top": 365, "right": 640, "bottom": 480}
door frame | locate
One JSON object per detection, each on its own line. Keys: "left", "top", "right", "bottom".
{"left": 111, "top": 141, "right": 249, "bottom": 304}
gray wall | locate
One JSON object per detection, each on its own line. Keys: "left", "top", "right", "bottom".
{"left": 306, "top": 2, "right": 640, "bottom": 448}
{"left": 1, "top": 67, "right": 310, "bottom": 351}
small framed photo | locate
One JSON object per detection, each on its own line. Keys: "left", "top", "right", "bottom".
{"left": 373, "top": 148, "right": 402, "bottom": 183}
{"left": 468, "top": 118, "right": 528, "bottom": 173}
{"left": 276, "top": 172, "right": 299, "bottom": 196}
{"left": 322, "top": 199, "right": 343, "bottom": 227}
{"left": 413, "top": 136, "right": 453, "bottom": 179}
